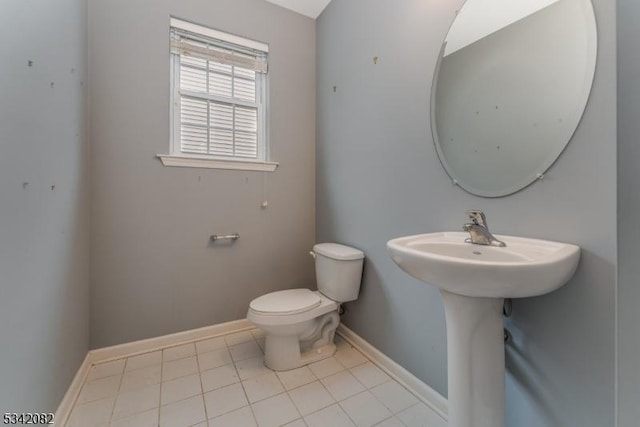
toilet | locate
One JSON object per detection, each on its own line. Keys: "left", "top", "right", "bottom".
{"left": 247, "top": 243, "right": 364, "bottom": 371}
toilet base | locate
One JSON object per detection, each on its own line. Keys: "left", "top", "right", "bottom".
{"left": 265, "top": 336, "right": 336, "bottom": 371}
{"left": 262, "top": 310, "right": 340, "bottom": 371}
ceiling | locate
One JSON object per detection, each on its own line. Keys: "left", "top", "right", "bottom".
{"left": 264, "top": 0, "right": 332, "bottom": 19}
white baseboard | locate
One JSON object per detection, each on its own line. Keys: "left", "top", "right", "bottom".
{"left": 54, "top": 353, "right": 91, "bottom": 426}
{"left": 89, "top": 319, "right": 254, "bottom": 364}
{"left": 56, "top": 319, "right": 447, "bottom": 425}
{"left": 337, "top": 323, "right": 448, "bottom": 421}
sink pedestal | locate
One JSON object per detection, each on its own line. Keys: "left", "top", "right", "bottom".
{"left": 441, "top": 290, "right": 505, "bottom": 427}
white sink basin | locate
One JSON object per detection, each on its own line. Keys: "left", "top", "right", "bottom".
{"left": 387, "top": 232, "right": 580, "bottom": 298}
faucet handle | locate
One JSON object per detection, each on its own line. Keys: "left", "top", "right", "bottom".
{"left": 466, "top": 210, "right": 487, "bottom": 227}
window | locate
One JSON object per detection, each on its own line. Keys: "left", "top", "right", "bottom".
{"left": 159, "top": 18, "right": 277, "bottom": 171}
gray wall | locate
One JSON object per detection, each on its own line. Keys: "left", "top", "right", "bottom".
{"left": 0, "top": 0, "right": 89, "bottom": 412}
{"left": 88, "top": 0, "right": 316, "bottom": 348}
{"left": 616, "top": 0, "right": 640, "bottom": 425}
{"left": 317, "top": 0, "right": 616, "bottom": 426}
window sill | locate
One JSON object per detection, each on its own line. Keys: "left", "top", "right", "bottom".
{"left": 157, "top": 154, "right": 278, "bottom": 172}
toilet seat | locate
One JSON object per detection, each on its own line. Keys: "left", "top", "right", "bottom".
{"left": 250, "top": 289, "right": 321, "bottom": 315}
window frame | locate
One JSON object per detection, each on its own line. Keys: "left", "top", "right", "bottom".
{"left": 160, "top": 18, "right": 278, "bottom": 172}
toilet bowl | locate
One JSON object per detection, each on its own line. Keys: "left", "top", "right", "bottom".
{"left": 247, "top": 243, "right": 364, "bottom": 371}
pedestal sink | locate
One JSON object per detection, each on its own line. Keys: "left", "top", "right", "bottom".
{"left": 387, "top": 232, "right": 580, "bottom": 427}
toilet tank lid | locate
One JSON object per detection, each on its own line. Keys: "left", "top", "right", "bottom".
{"left": 313, "top": 243, "right": 365, "bottom": 261}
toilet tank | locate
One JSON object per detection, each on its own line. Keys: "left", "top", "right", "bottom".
{"left": 313, "top": 243, "right": 365, "bottom": 302}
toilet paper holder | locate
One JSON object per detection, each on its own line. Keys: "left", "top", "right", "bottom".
{"left": 210, "top": 233, "right": 240, "bottom": 242}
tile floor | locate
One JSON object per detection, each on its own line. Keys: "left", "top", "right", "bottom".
{"left": 65, "top": 329, "right": 446, "bottom": 427}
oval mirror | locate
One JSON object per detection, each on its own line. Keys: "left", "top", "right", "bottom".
{"left": 431, "top": 0, "right": 597, "bottom": 197}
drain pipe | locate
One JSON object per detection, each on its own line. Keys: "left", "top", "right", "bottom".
{"left": 503, "top": 299, "right": 512, "bottom": 344}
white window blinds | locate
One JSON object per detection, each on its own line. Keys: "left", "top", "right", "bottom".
{"left": 170, "top": 19, "right": 268, "bottom": 160}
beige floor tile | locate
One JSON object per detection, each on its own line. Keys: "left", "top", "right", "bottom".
{"left": 242, "top": 371, "right": 285, "bottom": 403}
{"left": 334, "top": 347, "right": 367, "bottom": 369}
{"left": 125, "top": 351, "right": 162, "bottom": 372}
{"left": 163, "top": 356, "right": 199, "bottom": 382}
{"left": 195, "top": 336, "right": 227, "bottom": 354}
{"left": 66, "top": 396, "right": 116, "bottom": 427}
{"left": 339, "top": 391, "right": 392, "bottom": 427}
{"left": 321, "top": 370, "right": 365, "bottom": 401}
{"left": 161, "top": 373, "right": 202, "bottom": 405}
{"left": 349, "top": 362, "right": 390, "bottom": 389}
{"left": 200, "top": 364, "right": 239, "bottom": 392}
{"left": 276, "top": 365, "right": 317, "bottom": 390}
{"left": 198, "top": 348, "right": 232, "bottom": 371}
{"left": 203, "top": 383, "right": 248, "bottom": 419}
{"left": 308, "top": 357, "right": 345, "bottom": 379}
{"left": 304, "top": 404, "right": 356, "bottom": 427}
{"left": 76, "top": 375, "right": 121, "bottom": 404}
{"left": 159, "top": 394, "right": 206, "bottom": 427}
{"left": 109, "top": 408, "right": 158, "bottom": 427}
{"left": 288, "top": 381, "right": 335, "bottom": 416}
{"left": 370, "top": 381, "right": 419, "bottom": 414}
{"left": 224, "top": 331, "right": 255, "bottom": 346}
{"left": 87, "top": 359, "right": 125, "bottom": 381}
{"left": 208, "top": 406, "right": 257, "bottom": 427}
{"left": 112, "top": 383, "right": 160, "bottom": 420}
{"left": 251, "top": 393, "right": 300, "bottom": 427}
{"left": 229, "top": 340, "right": 262, "bottom": 362}
{"left": 120, "top": 364, "right": 161, "bottom": 392}
{"left": 163, "top": 343, "right": 196, "bottom": 362}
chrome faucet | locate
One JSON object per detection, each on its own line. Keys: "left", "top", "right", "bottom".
{"left": 462, "top": 210, "right": 506, "bottom": 247}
